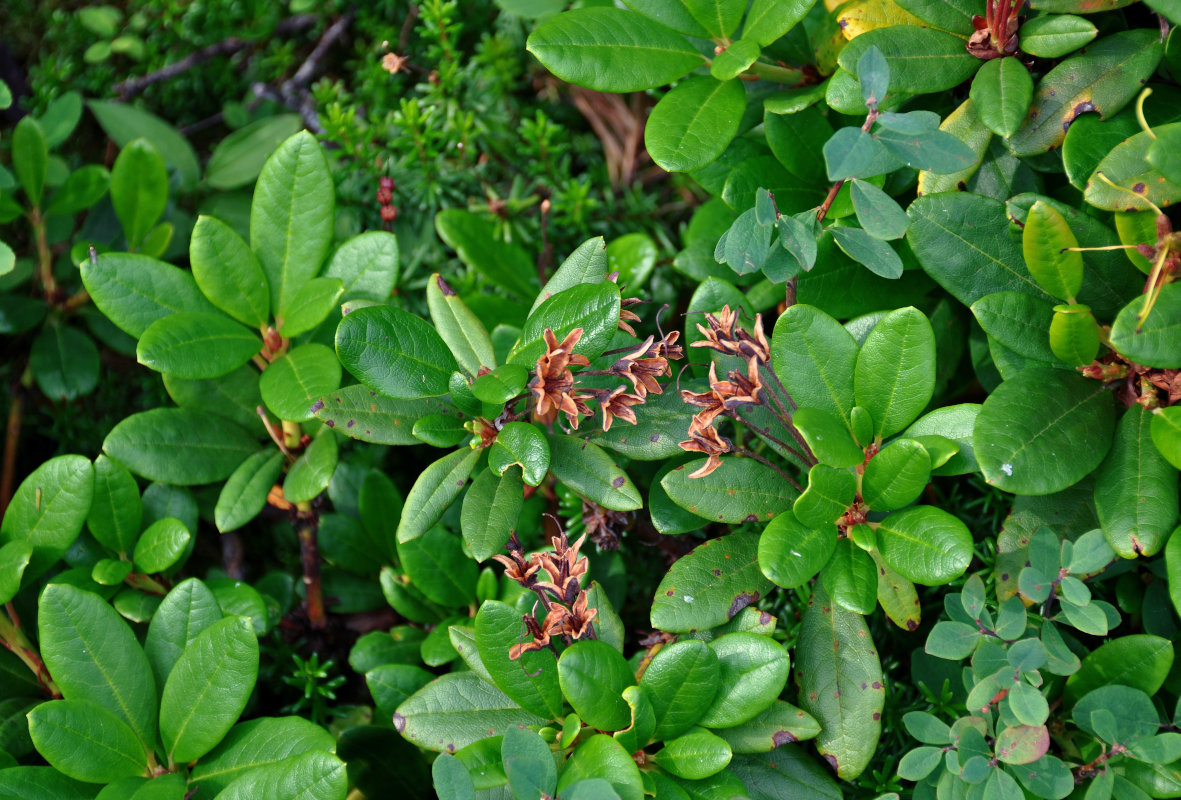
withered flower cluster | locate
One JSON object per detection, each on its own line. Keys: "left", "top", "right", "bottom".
{"left": 492, "top": 530, "right": 598, "bottom": 659}
{"left": 679, "top": 305, "right": 772, "bottom": 478}
{"left": 528, "top": 310, "right": 682, "bottom": 433}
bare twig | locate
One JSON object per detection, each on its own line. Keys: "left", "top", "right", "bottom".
{"left": 113, "top": 15, "right": 318, "bottom": 100}
{"left": 251, "top": 14, "right": 353, "bottom": 134}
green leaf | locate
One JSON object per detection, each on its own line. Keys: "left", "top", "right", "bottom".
{"left": 713, "top": 700, "right": 821, "bottom": 753}
{"left": 1010, "top": 30, "right": 1163, "bottom": 157}
{"left": 1110, "top": 284, "right": 1181, "bottom": 368}
{"left": 555, "top": 735, "right": 642, "bottom": 800}
{"left": 0, "top": 541, "right": 32, "bottom": 605}
{"left": 0, "top": 455, "right": 94, "bottom": 586}
{"left": 971, "top": 291, "right": 1061, "bottom": 365}
{"left": 509, "top": 283, "right": 621, "bottom": 367}
{"left": 313, "top": 385, "right": 455, "bottom": 446}
{"left": 772, "top": 304, "right": 858, "bottom": 426}
{"left": 1094, "top": 406, "right": 1179, "bottom": 557}
{"left": 428, "top": 274, "right": 496, "bottom": 375}
{"left": 897, "top": 746, "right": 942, "bottom": 781}
{"left": 830, "top": 227, "right": 903, "bottom": 279}
{"left": 641, "top": 640, "right": 721, "bottom": 740}
{"left": 661, "top": 457, "right": 795, "bottom": 523}
{"left": 278, "top": 276, "right": 342, "bottom": 338}
{"left": 824, "top": 127, "right": 895, "bottom": 182}
{"left": 336, "top": 305, "right": 457, "bottom": 399}
{"left": 137, "top": 311, "right": 259, "bottom": 379}
{"left": 474, "top": 600, "right": 564, "bottom": 720}
{"left": 395, "top": 672, "right": 548, "bottom": 753}
{"left": 324, "top": 230, "right": 400, "bottom": 303}
{"left": 970, "top": 58, "right": 1034, "bottom": 138}
{"left": 646, "top": 77, "right": 745, "bottom": 173}
{"left": 527, "top": 8, "right": 701, "bottom": 92}
{"left": 925, "top": 620, "right": 982, "bottom": 659}
{"left": 857, "top": 45, "right": 890, "bottom": 106}
{"left": 436, "top": 210, "right": 537, "bottom": 300}
{"left": 104, "top": 408, "right": 258, "bottom": 486}
{"left": 82, "top": 252, "right": 220, "bottom": 339}
{"left": 559, "top": 640, "right": 635, "bottom": 731}
{"left": 975, "top": 367, "right": 1116, "bottom": 494}
{"left": 471, "top": 366, "right": 528, "bottom": 406}
{"left": 283, "top": 429, "right": 338, "bottom": 503}
{"left": 161, "top": 615, "right": 258, "bottom": 763}
{"left": 729, "top": 749, "right": 842, "bottom": 800}
{"left": 850, "top": 180, "right": 908, "bottom": 240}
{"left": 1065, "top": 634, "right": 1174, "bottom": 705}
{"left": 907, "top": 193, "right": 1052, "bottom": 307}
{"left": 461, "top": 467, "right": 524, "bottom": 562}
{"left": 133, "top": 518, "right": 190, "bottom": 574}
{"left": 434, "top": 753, "right": 477, "bottom": 800}
{"left": 876, "top": 506, "right": 972, "bottom": 585}
{"left": 210, "top": 749, "right": 347, "bottom": 800}
{"left": 1019, "top": 14, "right": 1098, "bottom": 58}
{"left": 696, "top": 633, "right": 788, "bottom": 728}
{"left": 759, "top": 510, "right": 837, "bottom": 589}
{"left": 188, "top": 215, "right": 269, "bottom": 328}
{"left": 88, "top": 100, "right": 200, "bottom": 189}
{"left": 503, "top": 725, "right": 557, "bottom": 800}
{"left": 398, "top": 526, "right": 476, "bottom": 607}
{"left": 1073, "top": 685, "right": 1158, "bottom": 744}
{"left": 250, "top": 131, "right": 334, "bottom": 317}
{"left": 1148, "top": 125, "right": 1181, "bottom": 184}
{"left": 794, "top": 465, "right": 856, "bottom": 528}
{"left": 395, "top": 448, "right": 480, "bottom": 544}
{"left": 1023, "top": 201, "right": 1083, "bottom": 302}
{"left": 144, "top": 578, "right": 223, "bottom": 691}
{"left": 592, "top": 381, "right": 698, "bottom": 461}
{"left": 490, "top": 423, "right": 550, "bottom": 487}
{"left": 532, "top": 237, "right": 608, "bottom": 313}
{"left": 260, "top": 344, "right": 342, "bottom": 423}
{"left": 27, "top": 699, "right": 149, "bottom": 782}
{"left": 839, "top": 27, "right": 977, "bottom": 93}
{"left": 820, "top": 540, "right": 877, "bottom": 614}
{"left": 710, "top": 38, "right": 760, "bottom": 81}
{"left": 651, "top": 532, "right": 774, "bottom": 632}
{"left": 204, "top": 114, "right": 303, "bottom": 190}
{"left": 92, "top": 558, "right": 132, "bottom": 586}
{"left": 38, "top": 583, "right": 157, "bottom": 750}
{"left": 111, "top": 139, "right": 168, "bottom": 249}
{"left": 795, "top": 582, "right": 884, "bottom": 780}
{"left": 654, "top": 730, "right": 732, "bottom": 780}
{"left": 547, "top": 434, "right": 640, "bottom": 511}
{"left": 13, "top": 116, "right": 47, "bottom": 206}
{"left": 45, "top": 164, "right": 109, "bottom": 216}
{"left": 184, "top": 716, "right": 335, "bottom": 798}
{"left": 854, "top": 307, "right": 936, "bottom": 438}
{"left": 1085, "top": 123, "right": 1181, "bottom": 213}
{"left": 1152, "top": 407, "right": 1181, "bottom": 469}
{"left": 81, "top": 456, "right": 138, "bottom": 559}
{"left": 215, "top": 451, "right": 284, "bottom": 533}
{"left": 29, "top": 324, "right": 100, "bottom": 401}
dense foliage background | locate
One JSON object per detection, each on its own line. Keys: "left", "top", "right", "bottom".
{"left": 1, "top": 1, "right": 1181, "bottom": 799}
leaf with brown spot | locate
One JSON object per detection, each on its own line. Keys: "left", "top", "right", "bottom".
{"left": 1010, "top": 30, "right": 1162, "bottom": 157}
{"left": 651, "top": 532, "right": 773, "bottom": 632}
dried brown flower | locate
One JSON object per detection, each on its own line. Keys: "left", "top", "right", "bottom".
{"left": 599, "top": 386, "right": 644, "bottom": 432}
{"left": 678, "top": 417, "right": 732, "bottom": 478}
{"left": 618, "top": 297, "right": 643, "bottom": 337}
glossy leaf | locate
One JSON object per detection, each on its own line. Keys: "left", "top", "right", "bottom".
{"left": 216, "top": 451, "right": 284, "bottom": 533}
{"left": 1094, "top": 406, "right": 1179, "bottom": 557}
{"left": 509, "top": 283, "right": 621, "bottom": 367}
{"left": 250, "top": 130, "right": 334, "bottom": 316}
{"left": 1152, "top": 407, "right": 1181, "bottom": 469}
{"left": 1110, "top": 284, "right": 1181, "bottom": 368}
{"left": 474, "top": 600, "right": 564, "bottom": 720}
{"left": 759, "top": 510, "right": 837, "bottom": 589}
{"left": 38, "top": 583, "right": 157, "bottom": 749}
{"left": 794, "top": 465, "right": 856, "bottom": 528}
{"left": 436, "top": 210, "right": 537, "bottom": 300}
{"left": 84, "top": 455, "right": 140, "bottom": 557}
{"left": 281, "top": 429, "right": 338, "bottom": 504}
{"left": 641, "top": 640, "right": 721, "bottom": 741}
{"left": 839, "top": 27, "right": 977, "bottom": 93}
{"left": 88, "top": 99, "right": 201, "bottom": 189}
{"left": 144, "top": 578, "right": 223, "bottom": 692}
{"left": 772, "top": 304, "right": 859, "bottom": 426}
{"left": 970, "top": 57, "right": 1034, "bottom": 138}
{"left": 313, "top": 385, "right": 456, "bottom": 446}
{"left": 555, "top": 735, "right": 643, "bottom": 800}
{"left": 133, "top": 518, "right": 190, "bottom": 574}
{"left": 830, "top": 226, "right": 903, "bottom": 279}
{"left": 260, "top": 344, "right": 341, "bottom": 423}
{"left": 559, "top": 640, "right": 636, "bottom": 731}
{"left": 1019, "top": 14, "right": 1098, "bottom": 57}
{"left": 876, "top": 506, "right": 972, "bottom": 585}
{"left": 651, "top": 532, "right": 774, "bottom": 632}
{"left": 662, "top": 456, "right": 795, "bottom": 522}
{"left": 821, "top": 540, "right": 877, "bottom": 614}
{"left": 1023, "top": 201, "right": 1083, "bottom": 302}
{"left": 796, "top": 582, "right": 884, "bottom": 780}
{"left": 398, "top": 526, "right": 476, "bottom": 607}
{"left": 462, "top": 467, "right": 524, "bottom": 561}
{"left": 396, "top": 672, "right": 547, "bottom": 753}
{"left": 1010, "top": 30, "right": 1163, "bottom": 157}
{"left": 862, "top": 439, "right": 931, "bottom": 511}
{"left": 646, "top": 77, "right": 745, "bottom": 173}
{"left": 854, "top": 307, "right": 936, "bottom": 438}
{"left": 211, "top": 749, "right": 346, "bottom": 800}
{"left": 697, "top": 633, "right": 789, "bottom": 728}
{"left": 0, "top": 455, "right": 94, "bottom": 586}
{"left": 547, "top": 434, "right": 640, "bottom": 511}
{"left": 503, "top": 724, "right": 557, "bottom": 800}
{"left": 27, "top": 699, "right": 149, "bottom": 782}
{"left": 490, "top": 422, "right": 550, "bottom": 487}
{"left": 976, "top": 368, "right": 1115, "bottom": 494}
{"left": 278, "top": 276, "right": 342, "bottom": 338}
{"left": 137, "top": 311, "right": 259, "bottom": 379}
{"left": 654, "top": 730, "right": 732, "bottom": 780}
{"left": 29, "top": 324, "right": 99, "bottom": 401}
{"left": 850, "top": 179, "right": 908, "bottom": 240}
{"left": 1065, "top": 634, "right": 1174, "bottom": 704}
{"left": 13, "top": 116, "right": 47, "bottom": 206}
{"left": 188, "top": 215, "right": 269, "bottom": 328}
{"left": 336, "top": 305, "right": 457, "bottom": 399}
{"left": 527, "top": 8, "right": 701, "bottom": 92}
{"left": 324, "top": 230, "right": 399, "bottom": 303}
{"left": 111, "top": 139, "right": 168, "bottom": 249}
{"left": 428, "top": 274, "right": 496, "bottom": 375}
{"left": 971, "top": 291, "right": 1060, "bottom": 365}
